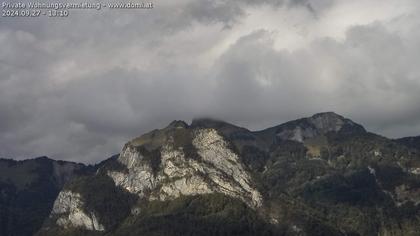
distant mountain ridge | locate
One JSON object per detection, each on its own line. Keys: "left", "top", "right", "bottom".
{"left": 1, "top": 112, "right": 420, "bottom": 236}
{"left": 0, "top": 157, "right": 94, "bottom": 236}
{"left": 395, "top": 135, "right": 420, "bottom": 151}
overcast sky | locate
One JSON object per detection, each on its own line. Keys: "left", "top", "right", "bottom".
{"left": 1, "top": 0, "right": 420, "bottom": 163}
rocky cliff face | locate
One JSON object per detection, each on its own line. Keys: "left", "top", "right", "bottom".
{"left": 36, "top": 113, "right": 420, "bottom": 236}
{"left": 50, "top": 190, "right": 104, "bottom": 231}
{"left": 44, "top": 122, "right": 263, "bottom": 233}
{"left": 108, "top": 128, "right": 262, "bottom": 208}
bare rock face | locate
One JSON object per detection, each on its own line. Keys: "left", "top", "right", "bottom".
{"left": 277, "top": 125, "right": 318, "bottom": 143}
{"left": 50, "top": 190, "right": 105, "bottom": 231}
{"left": 309, "top": 112, "right": 348, "bottom": 133}
{"left": 108, "top": 126, "right": 262, "bottom": 208}
{"left": 107, "top": 145, "right": 157, "bottom": 195}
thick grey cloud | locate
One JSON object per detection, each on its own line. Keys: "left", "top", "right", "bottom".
{"left": 1, "top": 0, "right": 420, "bottom": 163}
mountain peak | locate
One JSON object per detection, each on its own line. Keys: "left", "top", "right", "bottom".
{"left": 256, "top": 112, "right": 365, "bottom": 143}
{"left": 311, "top": 111, "right": 343, "bottom": 119}
{"left": 167, "top": 120, "right": 188, "bottom": 129}
{"left": 191, "top": 118, "right": 234, "bottom": 129}
{"left": 308, "top": 112, "right": 358, "bottom": 133}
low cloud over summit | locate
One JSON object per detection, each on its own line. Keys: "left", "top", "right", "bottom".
{"left": 1, "top": 0, "right": 420, "bottom": 162}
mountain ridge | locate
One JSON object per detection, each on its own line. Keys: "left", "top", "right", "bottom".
{"left": 2, "top": 112, "right": 420, "bottom": 236}
{"left": 395, "top": 135, "right": 420, "bottom": 151}
{"left": 0, "top": 156, "right": 95, "bottom": 236}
